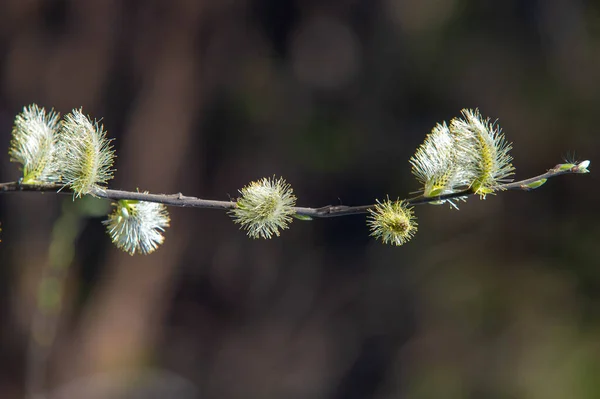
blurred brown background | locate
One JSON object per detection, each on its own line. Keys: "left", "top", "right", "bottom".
{"left": 0, "top": 0, "right": 599, "bottom": 398}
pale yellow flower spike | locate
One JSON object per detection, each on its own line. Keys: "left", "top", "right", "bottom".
{"left": 104, "top": 199, "right": 170, "bottom": 255}
{"left": 409, "top": 122, "right": 473, "bottom": 208}
{"left": 57, "top": 109, "right": 115, "bottom": 197}
{"left": 9, "top": 104, "right": 61, "bottom": 184}
{"left": 368, "top": 199, "right": 418, "bottom": 246}
{"left": 450, "top": 109, "right": 515, "bottom": 198}
{"left": 230, "top": 177, "right": 297, "bottom": 239}
{"left": 410, "top": 123, "right": 456, "bottom": 197}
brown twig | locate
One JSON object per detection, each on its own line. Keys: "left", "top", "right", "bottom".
{"left": 0, "top": 163, "right": 589, "bottom": 218}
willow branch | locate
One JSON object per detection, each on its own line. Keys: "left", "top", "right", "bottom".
{"left": 0, "top": 163, "right": 588, "bottom": 218}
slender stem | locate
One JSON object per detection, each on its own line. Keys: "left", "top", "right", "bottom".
{"left": 0, "top": 163, "right": 588, "bottom": 218}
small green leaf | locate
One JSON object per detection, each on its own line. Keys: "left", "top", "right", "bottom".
{"left": 425, "top": 187, "right": 445, "bottom": 197}
{"left": 557, "top": 163, "right": 576, "bottom": 171}
{"left": 293, "top": 214, "right": 313, "bottom": 221}
{"left": 524, "top": 178, "right": 547, "bottom": 190}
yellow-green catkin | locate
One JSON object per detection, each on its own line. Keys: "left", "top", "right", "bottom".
{"left": 230, "top": 177, "right": 297, "bottom": 239}
{"left": 368, "top": 199, "right": 417, "bottom": 246}
{"left": 9, "top": 104, "right": 61, "bottom": 183}
{"left": 57, "top": 109, "right": 115, "bottom": 197}
{"left": 450, "top": 109, "right": 515, "bottom": 198}
{"left": 104, "top": 199, "right": 170, "bottom": 255}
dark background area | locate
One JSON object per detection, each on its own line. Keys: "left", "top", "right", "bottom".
{"left": 0, "top": 0, "right": 599, "bottom": 398}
